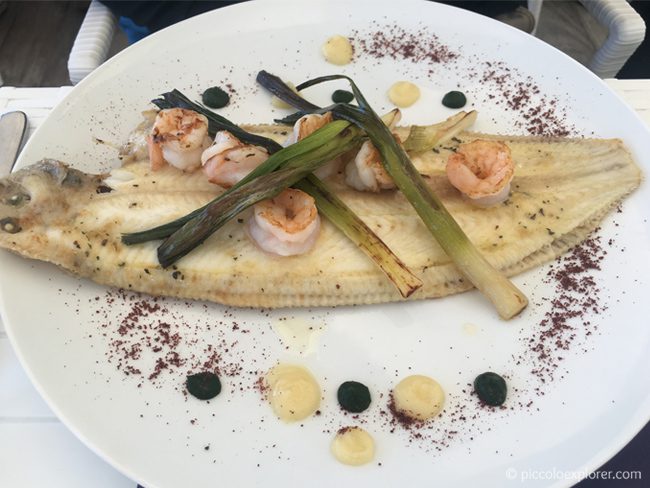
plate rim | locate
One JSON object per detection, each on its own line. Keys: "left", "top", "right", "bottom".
{"left": 3, "top": 1, "right": 650, "bottom": 486}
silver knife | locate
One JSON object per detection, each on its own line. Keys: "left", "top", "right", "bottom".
{"left": 0, "top": 111, "right": 28, "bottom": 177}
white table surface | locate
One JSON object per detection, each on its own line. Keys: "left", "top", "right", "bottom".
{"left": 0, "top": 80, "right": 649, "bottom": 488}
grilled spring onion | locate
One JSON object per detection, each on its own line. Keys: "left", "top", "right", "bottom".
{"left": 126, "top": 90, "right": 422, "bottom": 297}
{"left": 156, "top": 121, "right": 421, "bottom": 299}
{"left": 156, "top": 120, "right": 360, "bottom": 267}
{"left": 403, "top": 110, "right": 478, "bottom": 152}
{"left": 295, "top": 175, "right": 421, "bottom": 297}
{"left": 121, "top": 107, "right": 337, "bottom": 245}
{"left": 260, "top": 71, "right": 527, "bottom": 319}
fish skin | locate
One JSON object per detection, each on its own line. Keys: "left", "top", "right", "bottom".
{"left": 0, "top": 131, "right": 642, "bottom": 308}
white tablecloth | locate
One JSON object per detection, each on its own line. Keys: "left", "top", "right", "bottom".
{"left": 0, "top": 81, "right": 648, "bottom": 487}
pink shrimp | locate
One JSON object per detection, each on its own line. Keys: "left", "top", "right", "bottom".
{"left": 446, "top": 139, "right": 514, "bottom": 206}
{"left": 147, "top": 108, "right": 211, "bottom": 171}
{"left": 344, "top": 138, "right": 397, "bottom": 192}
{"left": 344, "top": 109, "right": 402, "bottom": 192}
{"left": 285, "top": 112, "right": 340, "bottom": 179}
{"left": 247, "top": 189, "right": 321, "bottom": 257}
{"left": 201, "top": 131, "right": 269, "bottom": 188}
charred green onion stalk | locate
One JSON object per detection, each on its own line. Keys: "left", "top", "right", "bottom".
{"left": 295, "top": 175, "right": 422, "bottom": 298}
{"left": 123, "top": 93, "right": 421, "bottom": 297}
{"left": 258, "top": 71, "right": 527, "bottom": 319}
{"left": 156, "top": 120, "right": 360, "bottom": 266}
{"left": 403, "top": 110, "right": 477, "bottom": 152}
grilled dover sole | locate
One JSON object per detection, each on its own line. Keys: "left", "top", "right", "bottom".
{"left": 0, "top": 128, "right": 641, "bottom": 308}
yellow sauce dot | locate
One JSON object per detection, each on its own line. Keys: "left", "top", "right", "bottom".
{"left": 392, "top": 374, "right": 444, "bottom": 421}
{"left": 331, "top": 427, "right": 375, "bottom": 466}
{"left": 322, "top": 35, "right": 354, "bottom": 65}
{"left": 265, "top": 364, "right": 321, "bottom": 421}
{"left": 387, "top": 81, "right": 421, "bottom": 108}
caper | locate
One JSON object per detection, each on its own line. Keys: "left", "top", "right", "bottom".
{"left": 442, "top": 90, "right": 467, "bottom": 109}
{"left": 474, "top": 372, "right": 507, "bottom": 406}
{"left": 186, "top": 371, "right": 221, "bottom": 400}
{"left": 337, "top": 381, "right": 371, "bottom": 413}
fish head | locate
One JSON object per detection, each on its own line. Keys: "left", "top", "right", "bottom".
{"left": 0, "top": 159, "right": 106, "bottom": 240}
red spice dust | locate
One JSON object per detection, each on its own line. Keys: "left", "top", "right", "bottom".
{"left": 520, "top": 235, "right": 607, "bottom": 385}
{"left": 385, "top": 394, "right": 420, "bottom": 431}
{"left": 336, "top": 426, "right": 354, "bottom": 435}
{"left": 465, "top": 60, "right": 575, "bottom": 137}
{"left": 94, "top": 289, "right": 261, "bottom": 392}
{"left": 350, "top": 23, "right": 458, "bottom": 66}
{"left": 348, "top": 23, "right": 574, "bottom": 138}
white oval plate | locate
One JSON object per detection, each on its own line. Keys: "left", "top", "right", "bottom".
{"left": 2, "top": 1, "right": 649, "bottom": 487}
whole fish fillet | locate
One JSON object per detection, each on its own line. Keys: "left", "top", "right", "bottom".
{"left": 0, "top": 129, "right": 641, "bottom": 308}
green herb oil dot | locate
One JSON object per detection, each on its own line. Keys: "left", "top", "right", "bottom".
{"left": 186, "top": 372, "right": 222, "bottom": 400}
{"left": 337, "top": 381, "right": 371, "bottom": 413}
{"left": 332, "top": 90, "right": 355, "bottom": 104}
{"left": 442, "top": 90, "right": 467, "bottom": 109}
{"left": 474, "top": 372, "right": 507, "bottom": 406}
{"left": 202, "top": 86, "right": 230, "bottom": 109}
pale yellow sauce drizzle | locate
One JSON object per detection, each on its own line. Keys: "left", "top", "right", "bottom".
{"left": 392, "top": 374, "right": 445, "bottom": 421}
{"left": 462, "top": 322, "right": 479, "bottom": 336}
{"left": 272, "top": 317, "right": 324, "bottom": 356}
{"left": 265, "top": 364, "right": 321, "bottom": 421}
{"left": 331, "top": 427, "right": 375, "bottom": 466}
{"left": 387, "top": 81, "right": 421, "bottom": 108}
{"left": 322, "top": 35, "right": 354, "bottom": 65}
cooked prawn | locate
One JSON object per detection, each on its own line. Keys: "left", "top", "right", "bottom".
{"left": 248, "top": 188, "right": 321, "bottom": 257}
{"left": 285, "top": 112, "right": 341, "bottom": 179}
{"left": 446, "top": 139, "right": 514, "bottom": 206}
{"left": 285, "top": 112, "right": 333, "bottom": 146}
{"left": 344, "top": 109, "right": 402, "bottom": 192}
{"left": 147, "top": 108, "right": 211, "bottom": 171}
{"left": 201, "top": 131, "right": 269, "bottom": 188}
{"left": 344, "top": 139, "right": 398, "bottom": 192}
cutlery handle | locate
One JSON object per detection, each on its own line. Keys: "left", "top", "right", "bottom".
{"left": 0, "top": 111, "right": 28, "bottom": 176}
